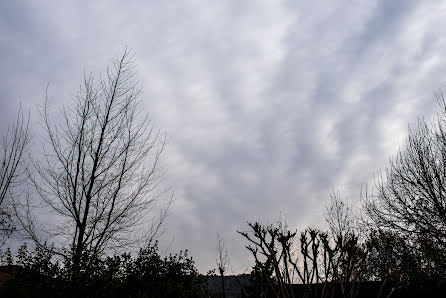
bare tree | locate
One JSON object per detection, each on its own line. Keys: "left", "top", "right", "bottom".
{"left": 17, "top": 49, "right": 168, "bottom": 274}
{"left": 216, "top": 231, "right": 229, "bottom": 298}
{"left": 363, "top": 94, "right": 446, "bottom": 246}
{"left": 0, "top": 107, "right": 30, "bottom": 245}
{"left": 325, "top": 190, "right": 356, "bottom": 242}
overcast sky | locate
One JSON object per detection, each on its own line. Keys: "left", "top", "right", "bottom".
{"left": 1, "top": 0, "right": 446, "bottom": 273}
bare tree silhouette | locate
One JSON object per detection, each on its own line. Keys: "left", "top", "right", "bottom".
{"left": 239, "top": 218, "right": 367, "bottom": 298}
{"left": 216, "top": 231, "right": 229, "bottom": 298}
{"left": 363, "top": 94, "right": 446, "bottom": 247}
{"left": 0, "top": 107, "right": 30, "bottom": 245}
{"left": 15, "top": 49, "right": 170, "bottom": 278}
{"left": 325, "top": 190, "right": 357, "bottom": 242}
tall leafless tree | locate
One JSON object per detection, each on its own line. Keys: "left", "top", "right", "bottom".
{"left": 0, "top": 107, "right": 30, "bottom": 245}
{"left": 363, "top": 94, "right": 446, "bottom": 247}
{"left": 16, "top": 49, "right": 169, "bottom": 274}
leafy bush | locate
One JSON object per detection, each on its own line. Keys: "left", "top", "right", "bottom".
{"left": 0, "top": 243, "right": 206, "bottom": 297}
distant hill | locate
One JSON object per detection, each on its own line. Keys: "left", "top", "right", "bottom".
{"left": 207, "top": 274, "right": 250, "bottom": 298}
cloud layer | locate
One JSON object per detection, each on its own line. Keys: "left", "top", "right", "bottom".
{"left": 1, "top": 0, "right": 446, "bottom": 272}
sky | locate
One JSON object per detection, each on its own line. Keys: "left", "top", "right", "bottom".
{"left": 1, "top": 0, "right": 446, "bottom": 273}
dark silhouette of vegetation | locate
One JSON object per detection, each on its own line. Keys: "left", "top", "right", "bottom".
{"left": 0, "top": 243, "right": 206, "bottom": 297}
{"left": 238, "top": 220, "right": 366, "bottom": 298}
{"left": 359, "top": 94, "right": 446, "bottom": 285}
{"left": 238, "top": 219, "right": 446, "bottom": 297}
{"left": 0, "top": 50, "right": 208, "bottom": 298}
{"left": 216, "top": 231, "right": 229, "bottom": 298}
{"left": 237, "top": 96, "right": 446, "bottom": 297}
{"left": 0, "top": 108, "right": 30, "bottom": 246}
{"left": 363, "top": 94, "right": 446, "bottom": 255}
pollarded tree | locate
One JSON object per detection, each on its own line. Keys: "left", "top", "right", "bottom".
{"left": 17, "top": 49, "right": 169, "bottom": 275}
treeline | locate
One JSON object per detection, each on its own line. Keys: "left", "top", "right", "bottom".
{"left": 1, "top": 50, "right": 446, "bottom": 297}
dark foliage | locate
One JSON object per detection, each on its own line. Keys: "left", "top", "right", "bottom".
{"left": 0, "top": 243, "right": 206, "bottom": 297}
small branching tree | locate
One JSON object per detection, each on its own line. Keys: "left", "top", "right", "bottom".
{"left": 15, "top": 49, "right": 169, "bottom": 279}
{"left": 325, "top": 191, "right": 356, "bottom": 242}
{"left": 216, "top": 231, "right": 229, "bottom": 298}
